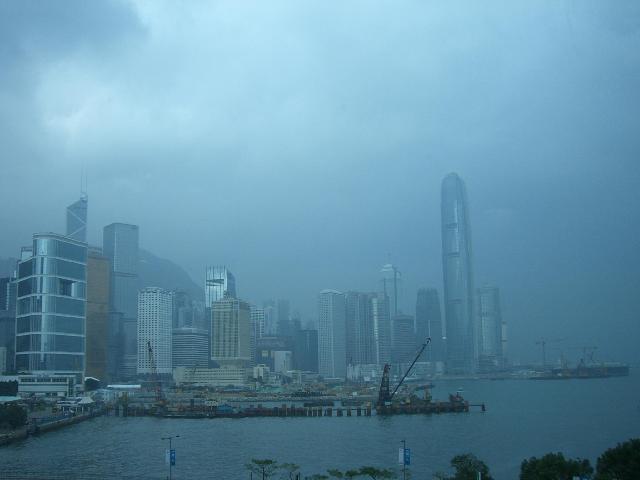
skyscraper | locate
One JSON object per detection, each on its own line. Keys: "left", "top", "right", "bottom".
{"left": 172, "top": 327, "right": 208, "bottom": 368}
{"left": 66, "top": 194, "right": 88, "bottom": 243}
{"left": 415, "top": 288, "right": 445, "bottom": 363}
{"left": 371, "top": 292, "right": 391, "bottom": 366}
{"left": 276, "top": 298, "right": 291, "bottom": 337}
{"left": 318, "top": 289, "right": 346, "bottom": 378}
{"left": 441, "top": 173, "right": 476, "bottom": 374}
{"left": 477, "top": 285, "right": 504, "bottom": 371}
{"left": 380, "top": 264, "right": 402, "bottom": 316}
{"left": 205, "top": 266, "right": 236, "bottom": 307}
{"left": 103, "top": 223, "right": 139, "bottom": 379}
{"left": 250, "top": 305, "right": 265, "bottom": 364}
{"left": 391, "top": 314, "right": 415, "bottom": 364}
{"left": 137, "top": 287, "right": 173, "bottom": 375}
{"left": 85, "top": 249, "right": 110, "bottom": 381}
{"left": 345, "top": 291, "right": 376, "bottom": 366}
{"left": 211, "top": 297, "right": 251, "bottom": 366}
{"left": 15, "top": 233, "right": 87, "bottom": 379}
{"left": 294, "top": 329, "right": 318, "bottom": 372}
{"left": 0, "top": 275, "right": 16, "bottom": 374}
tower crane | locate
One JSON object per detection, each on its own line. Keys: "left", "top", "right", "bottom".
{"left": 377, "top": 337, "right": 431, "bottom": 407}
{"left": 147, "top": 340, "right": 166, "bottom": 412}
{"left": 535, "top": 337, "right": 567, "bottom": 367}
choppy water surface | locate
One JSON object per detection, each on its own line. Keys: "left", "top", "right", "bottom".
{"left": 2, "top": 375, "right": 639, "bottom": 479}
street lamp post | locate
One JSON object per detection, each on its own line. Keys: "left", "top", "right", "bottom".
{"left": 161, "top": 435, "right": 180, "bottom": 480}
{"left": 401, "top": 439, "right": 406, "bottom": 480}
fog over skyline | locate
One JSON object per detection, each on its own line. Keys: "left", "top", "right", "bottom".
{"left": 1, "top": 1, "right": 639, "bottom": 364}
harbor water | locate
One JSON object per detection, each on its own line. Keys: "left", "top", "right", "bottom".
{"left": 1, "top": 374, "right": 639, "bottom": 479}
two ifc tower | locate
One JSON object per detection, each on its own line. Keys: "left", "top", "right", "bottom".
{"left": 441, "top": 172, "right": 504, "bottom": 375}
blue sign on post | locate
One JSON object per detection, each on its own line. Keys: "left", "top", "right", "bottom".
{"left": 170, "top": 449, "right": 176, "bottom": 466}
{"left": 404, "top": 448, "right": 411, "bottom": 466}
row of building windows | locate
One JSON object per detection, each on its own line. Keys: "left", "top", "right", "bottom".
{"left": 16, "top": 314, "right": 85, "bottom": 335}
{"left": 15, "top": 353, "right": 84, "bottom": 372}
{"left": 19, "top": 257, "right": 86, "bottom": 281}
{"left": 34, "top": 238, "right": 87, "bottom": 263}
{"left": 16, "top": 334, "right": 84, "bottom": 353}
{"left": 17, "top": 295, "right": 85, "bottom": 316}
{"left": 18, "top": 276, "right": 85, "bottom": 299}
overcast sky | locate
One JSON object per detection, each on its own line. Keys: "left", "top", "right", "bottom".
{"left": 1, "top": 1, "right": 639, "bottom": 363}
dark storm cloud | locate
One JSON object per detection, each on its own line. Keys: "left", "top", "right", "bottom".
{"left": 0, "top": 1, "right": 639, "bottom": 363}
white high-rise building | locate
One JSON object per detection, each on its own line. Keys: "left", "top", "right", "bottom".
{"left": 137, "top": 287, "right": 173, "bottom": 375}
{"left": 318, "top": 289, "right": 346, "bottom": 378}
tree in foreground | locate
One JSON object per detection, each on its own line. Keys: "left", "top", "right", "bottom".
{"left": 245, "top": 458, "right": 279, "bottom": 479}
{"left": 595, "top": 438, "right": 640, "bottom": 480}
{"left": 311, "top": 466, "right": 395, "bottom": 480}
{"left": 0, "top": 403, "right": 27, "bottom": 430}
{"left": 280, "top": 462, "right": 301, "bottom": 480}
{"left": 520, "top": 452, "right": 593, "bottom": 480}
{"left": 434, "top": 453, "right": 493, "bottom": 480}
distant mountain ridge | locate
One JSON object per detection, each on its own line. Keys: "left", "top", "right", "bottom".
{"left": 138, "top": 249, "right": 204, "bottom": 302}
{"left": 0, "top": 252, "right": 203, "bottom": 302}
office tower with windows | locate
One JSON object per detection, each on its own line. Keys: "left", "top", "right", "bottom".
{"left": 250, "top": 305, "right": 265, "bottom": 365}
{"left": 262, "top": 300, "right": 277, "bottom": 336}
{"left": 441, "top": 172, "right": 476, "bottom": 374}
{"left": 415, "top": 288, "right": 445, "bottom": 362}
{"left": 380, "top": 264, "right": 402, "bottom": 317}
{"left": 294, "top": 329, "right": 318, "bottom": 372}
{"left": 205, "top": 266, "right": 236, "bottom": 307}
{"left": 15, "top": 233, "right": 87, "bottom": 378}
{"left": 103, "top": 223, "right": 139, "bottom": 379}
{"left": 318, "top": 289, "right": 346, "bottom": 378}
{"left": 66, "top": 194, "right": 88, "bottom": 243}
{"left": 85, "top": 249, "right": 110, "bottom": 381}
{"left": 391, "top": 314, "right": 416, "bottom": 364}
{"left": 0, "top": 276, "right": 16, "bottom": 373}
{"left": 345, "top": 291, "right": 376, "bottom": 366}
{"left": 172, "top": 327, "right": 208, "bottom": 368}
{"left": 477, "top": 285, "right": 504, "bottom": 371}
{"left": 137, "top": 287, "right": 172, "bottom": 375}
{"left": 371, "top": 292, "right": 391, "bottom": 366}
{"left": 211, "top": 297, "right": 251, "bottom": 367}
{"left": 276, "top": 298, "right": 291, "bottom": 336}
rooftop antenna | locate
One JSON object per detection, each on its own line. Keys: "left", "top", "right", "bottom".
{"left": 80, "top": 162, "right": 88, "bottom": 199}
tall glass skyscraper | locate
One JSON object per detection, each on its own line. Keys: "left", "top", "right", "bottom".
{"left": 103, "top": 223, "right": 139, "bottom": 379}
{"left": 66, "top": 194, "right": 88, "bottom": 243}
{"left": 204, "top": 266, "right": 236, "bottom": 307}
{"left": 380, "top": 264, "right": 402, "bottom": 316}
{"left": 15, "top": 233, "right": 87, "bottom": 378}
{"left": 477, "top": 285, "right": 504, "bottom": 371}
{"left": 441, "top": 173, "right": 476, "bottom": 374}
{"left": 318, "top": 289, "right": 346, "bottom": 378}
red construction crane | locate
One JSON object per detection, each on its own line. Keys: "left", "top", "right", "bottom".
{"left": 146, "top": 340, "right": 165, "bottom": 410}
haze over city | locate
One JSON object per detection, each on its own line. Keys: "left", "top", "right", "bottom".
{"left": 3, "top": 1, "right": 638, "bottom": 364}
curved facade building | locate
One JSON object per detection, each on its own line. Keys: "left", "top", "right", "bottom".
{"left": 15, "top": 233, "right": 87, "bottom": 378}
{"left": 441, "top": 173, "right": 475, "bottom": 374}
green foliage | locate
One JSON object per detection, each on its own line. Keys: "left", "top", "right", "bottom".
{"left": 438, "top": 453, "right": 493, "bottom": 480}
{"left": 0, "top": 403, "right": 27, "bottom": 429}
{"left": 245, "top": 458, "right": 279, "bottom": 479}
{"left": 520, "top": 452, "right": 593, "bottom": 480}
{"left": 356, "top": 466, "right": 396, "bottom": 479}
{"left": 327, "top": 469, "right": 344, "bottom": 478}
{"left": 279, "top": 462, "right": 300, "bottom": 480}
{"left": 595, "top": 438, "right": 640, "bottom": 480}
